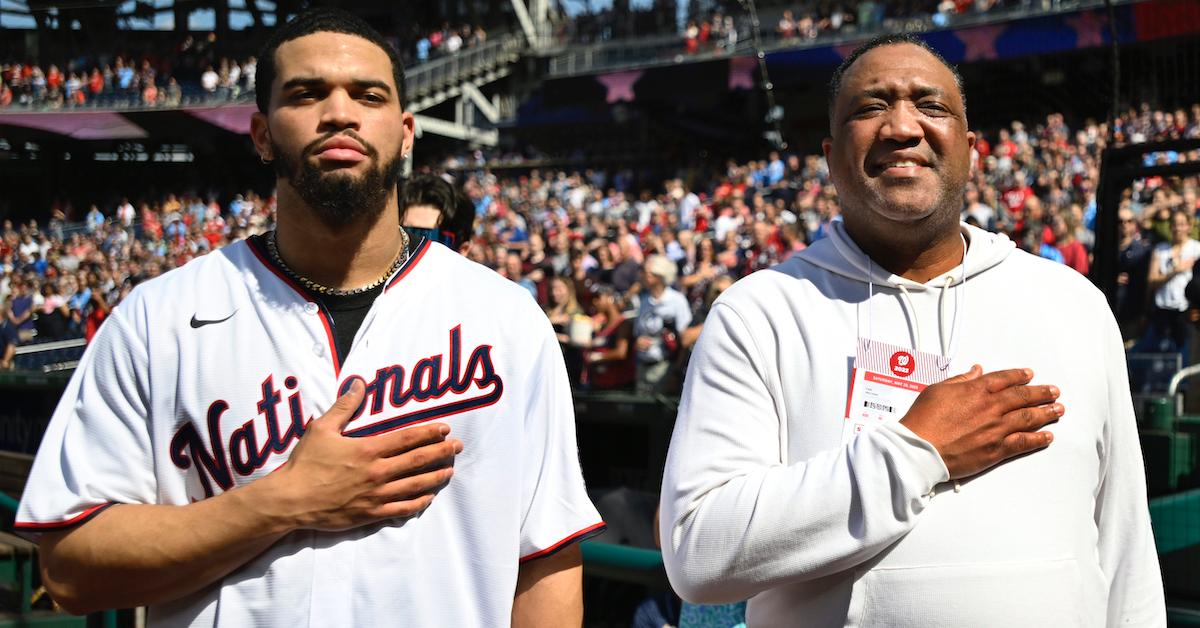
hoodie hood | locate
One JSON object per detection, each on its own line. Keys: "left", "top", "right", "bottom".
{"left": 800, "top": 220, "right": 1015, "bottom": 291}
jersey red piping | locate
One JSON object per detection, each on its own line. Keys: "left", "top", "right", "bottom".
{"left": 384, "top": 237, "right": 430, "bottom": 292}
{"left": 519, "top": 521, "right": 608, "bottom": 563}
{"left": 246, "top": 239, "right": 342, "bottom": 375}
{"left": 14, "top": 502, "right": 114, "bottom": 530}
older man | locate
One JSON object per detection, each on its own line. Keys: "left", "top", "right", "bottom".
{"left": 660, "top": 34, "right": 1163, "bottom": 626}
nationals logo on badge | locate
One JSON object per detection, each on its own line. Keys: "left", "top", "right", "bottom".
{"left": 889, "top": 351, "right": 915, "bottom": 377}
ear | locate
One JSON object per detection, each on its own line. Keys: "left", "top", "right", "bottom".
{"left": 250, "top": 111, "right": 272, "bottom": 162}
{"left": 966, "top": 129, "right": 977, "bottom": 175}
{"left": 821, "top": 137, "right": 833, "bottom": 162}
{"left": 400, "top": 110, "right": 416, "bottom": 159}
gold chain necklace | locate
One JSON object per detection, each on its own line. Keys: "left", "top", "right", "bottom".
{"left": 267, "top": 228, "right": 409, "bottom": 297}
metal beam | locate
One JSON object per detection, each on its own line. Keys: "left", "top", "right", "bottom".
{"left": 508, "top": 0, "right": 538, "bottom": 48}
{"left": 460, "top": 83, "right": 500, "bottom": 123}
{"left": 413, "top": 114, "right": 498, "bottom": 146}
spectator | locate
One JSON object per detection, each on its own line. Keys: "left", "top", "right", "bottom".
{"left": 633, "top": 255, "right": 691, "bottom": 394}
{"left": 1054, "top": 212, "right": 1089, "bottom": 275}
{"left": 200, "top": 65, "right": 219, "bottom": 97}
{"left": 611, "top": 237, "right": 642, "bottom": 293}
{"left": 85, "top": 205, "right": 105, "bottom": 233}
{"left": 400, "top": 174, "right": 475, "bottom": 253}
{"left": 680, "top": 237, "right": 724, "bottom": 319}
{"left": 546, "top": 275, "right": 586, "bottom": 382}
{"left": 83, "top": 284, "right": 111, "bottom": 344}
{"left": 416, "top": 35, "right": 431, "bottom": 62}
{"left": 35, "top": 281, "right": 70, "bottom": 341}
{"left": 0, "top": 300, "right": 16, "bottom": 370}
{"left": 584, "top": 286, "right": 635, "bottom": 390}
{"left": 1143, "top": 209, "right": 1200, "bottom": 357}
{"left": 502, "top": 251, "right": 537, "bottom": 300}
{"left": 1117, "top": 205, "right": 1152, "bottom": 339}
{"left": 777, "top": 10, "right": 797, "bottom": 39}
{"left": 115, "top": 58, "right": 135, "bottom": 94}
{"left": 7, "top": 279, "right": 35, "bottom": 342}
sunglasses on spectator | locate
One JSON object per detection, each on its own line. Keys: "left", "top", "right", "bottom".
{"left": 404, "top": 226, "right": 458, "bottom": 249}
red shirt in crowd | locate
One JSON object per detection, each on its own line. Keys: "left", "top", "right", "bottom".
{"left": 974, "top": 137, "right": 991, "bottom": 159}
{"left": 1058, "top": 240, "right": 1090, "bottom": 275}
{"left": 1003, "top": 185, "right": 1033, "bottom": 216}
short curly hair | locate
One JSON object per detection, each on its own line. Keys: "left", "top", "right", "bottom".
{"left": 255, "top": 8, "right": 406, "bottom": 113}
{"left": 827, "top": 33, "right": 965, "bottom": 126}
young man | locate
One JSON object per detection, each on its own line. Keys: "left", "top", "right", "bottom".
{"left": 660, "top": 34, "right": 1163, "bottom": 626}
{"left": 20, "top": 9, "right": 602, "bottom": 627}
{"left": 400, "top": 173, "right": 475, "bottom": 255}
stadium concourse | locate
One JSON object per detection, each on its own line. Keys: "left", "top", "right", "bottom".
{"left": 3, "top": 104, "right": 1199, "bottom": 386}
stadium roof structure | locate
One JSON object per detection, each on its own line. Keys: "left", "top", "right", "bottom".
{"left": 0, "top": 103, "right": 253, "bottom": 142}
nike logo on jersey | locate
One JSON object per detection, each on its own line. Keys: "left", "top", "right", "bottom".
{"left": 189, "top": 311, "right": 237, "bottom": 328}
{"left": 169, "top": 325, "right": 504, "bottom": 498}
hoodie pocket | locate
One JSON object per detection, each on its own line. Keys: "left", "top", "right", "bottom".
{"left": 844, "top": 558, "right": 1083, "bottom": 628}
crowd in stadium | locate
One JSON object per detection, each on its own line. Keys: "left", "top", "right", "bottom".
{"left": 411, "top": 22, "right": 491, "bottom": 62}
{"left": 0, "top": 17, "right": 488, "bottom": 110}
{"left": 2, "top": 102, "right": 1199, "bottom": 384}
{"left": 0, "top": 38, "right": 257, "bottom": 109}
{"left": 566, "top": 0, "right": 1038, "bottom": 45}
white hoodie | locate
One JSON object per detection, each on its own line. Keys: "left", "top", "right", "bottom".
{"left": 660, "top": 221, "right": 1164, "bottom": 627}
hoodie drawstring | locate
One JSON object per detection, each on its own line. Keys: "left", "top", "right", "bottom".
{"left": 896, "top": 284, "right": 921, "bottom": 351}
{"left": 869, "top": 234, "right": 970, "bottom": 495}
{"left": 870, "top": 232, "right": 968, "bottom": 361}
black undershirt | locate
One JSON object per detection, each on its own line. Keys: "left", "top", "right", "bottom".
{"left": 319, "top": 283, "right": 385, "bottom": 365}
{"left": 250, "top": 233, "right": 416, "bottom": 365}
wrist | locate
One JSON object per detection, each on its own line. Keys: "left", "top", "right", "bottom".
{"left": 232, "top": 468, "right": 305, "bottom": 536}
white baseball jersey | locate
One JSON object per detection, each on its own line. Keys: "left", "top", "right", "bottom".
{"left": 17, "top": 235, "right": 605, "bottom": 627}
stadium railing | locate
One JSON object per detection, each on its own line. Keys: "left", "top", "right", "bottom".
{"left": 407, "top": 34, "right": 524, "bottom": 101}
{"left": 12, "top": 338, "right": 87, "bottom": 374}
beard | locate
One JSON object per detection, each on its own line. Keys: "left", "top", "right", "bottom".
{"left": 272, "top": 132, "right": 403, "bottom": 229}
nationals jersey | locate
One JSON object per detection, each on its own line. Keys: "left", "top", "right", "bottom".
{"left": 17, "top": 236, "right": 605, "bottom": 627}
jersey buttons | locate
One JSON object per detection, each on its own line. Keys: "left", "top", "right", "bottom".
{"left": 312, "top": 342, "right": 325, "bottom": 357}
{"left": 304, "top": 302, "right": 319, "bottom": 315}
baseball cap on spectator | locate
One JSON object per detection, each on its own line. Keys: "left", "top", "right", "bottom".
{"left": 644, "top": 254, "right": 677, "bottom": 285}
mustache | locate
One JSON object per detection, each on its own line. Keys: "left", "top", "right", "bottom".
{"left": 301, "top": 130, "right": 379, "bottom": 159}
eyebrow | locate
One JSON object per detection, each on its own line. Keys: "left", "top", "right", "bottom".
{"left": 280, "top": 77, "right": 393, "bottom": 94}
{"left": 859, "top": 85, "right": 947, "bottom": 101}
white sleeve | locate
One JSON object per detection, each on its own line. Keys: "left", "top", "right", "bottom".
{"left": 517, "top": 316, "right": 605, "bottom": 562}
{"left": 1096, "top": 309, "right": 1166, "bottom": 627}
{"left": 659, "top": 302, "right": 948, "bottom": 604}
{"left": 673, "top": 294, "right": 693, "bottom": 333}
{"left": 15, "top": 308, "right": 155, "bottom": 538}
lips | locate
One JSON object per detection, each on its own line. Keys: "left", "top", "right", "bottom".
{"left": 871, "top": 153, "right": 931, "bottom": 177}
{"left": 314, "top": 136, "right": 368, "bottom": 163}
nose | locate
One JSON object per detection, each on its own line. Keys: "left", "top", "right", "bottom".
{"left": 878, "top": 101, "right": 924, "bottom": 145}
{"left": 318, "top": 88, "right": 360, "bottom": 131}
